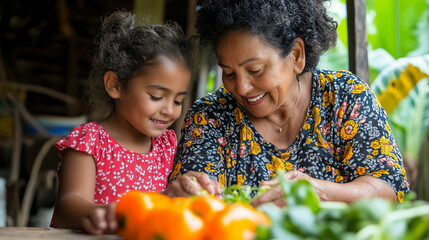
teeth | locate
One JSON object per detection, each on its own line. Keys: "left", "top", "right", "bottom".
{"left": 248, "top": 93, "right": 266, "bottom": 102}
{"left": 153, "top": 119, "right": 167, "bottom": 124}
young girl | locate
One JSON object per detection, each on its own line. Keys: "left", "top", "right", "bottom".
{"left": 50, "top": 10, "right": 193, "bottom": 234}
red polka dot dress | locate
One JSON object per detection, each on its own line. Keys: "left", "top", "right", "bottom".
{"left": 55, "top": 122, "right": 177, "bottom": 204}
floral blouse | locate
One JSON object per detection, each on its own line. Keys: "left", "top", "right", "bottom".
{"left": 169, "top": 68, "right": 410, "bottom": 202}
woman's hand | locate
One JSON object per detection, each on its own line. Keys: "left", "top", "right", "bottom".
{"left": 81, "top": 202, "right": 118, "bottom": 235}
{"left": 251, "top": 170, "right": 318, "bottom": 208}
{"left": 163, "top": 171, "right": 222, "bottom": 198}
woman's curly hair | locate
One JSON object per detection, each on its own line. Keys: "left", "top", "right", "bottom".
{"left": 86, "top": 10, "right": 194, "bottom": 121}
{"left": 195, "top": 0, "right": 338, "bottom": 73}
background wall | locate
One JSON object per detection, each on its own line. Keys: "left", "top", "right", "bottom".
{"left": 0, "top": 0, "right": 194, "bottom": 227}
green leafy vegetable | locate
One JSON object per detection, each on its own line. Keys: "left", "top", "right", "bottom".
{"left": 254, "top": 173, "right": 429, "bottom": 240}
{"left": 220, "top": 171, "right": 429, "bottom": 239}
{"left": 222, "top": 184, "right": 270, "bottom": 205}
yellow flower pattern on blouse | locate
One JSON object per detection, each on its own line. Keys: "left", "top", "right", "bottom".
{"left": 250, "top": 140, "right": 261, "bottom": 155}
{"left": 322, "top": 91, "right": 330, "bottom": 107}
{"left": 169, "top": 160, "right": 182, "bottom": 182}
{"left": 266, "top": 155, "right": 286, "bottom": 177}
{"left": 281, "top": 151, "right": 291, "bottom": 160}
{"left": 313, "top": 106, "right": 321, "bottom": 126}
{"left": 285, "top": 162, "right": 294, "bottom": 171}
{"left": 237, "top": 174, "right": 245, "bottom": 186}
{"left": 265, "top": 152, "right": 293, "bottom": 178}
{"left": 322, "top": 91, "right": 336, "bottom": 107}
{"left": 303, "top": 123, "right": 311, "bottom": 130}
{"left": 241, "top": 125, "right": 254, "bottom": 141}
{"left": 234, "top": 107, "right": 243, "bottom": 125}
{"left": 335, "top": 71, "right": 344, "bottom": 77}
{"left": 192, "top": 128, "right": 202, "bottom": 139}
{"left": 194, "top": 112, "right": 207, "bottom": 125}
{"left": 205, "top": 162, "right": 215, "bottom": 172}
{"left": 397, "top": 191, "right": 405, "bottom": 203}
{"left": 219, "top": 172, "right": 226, "bottom": 188}
{"left": 385, "top": 123, "right": 392, "bottom": 135}
{"left": 343, "top": 143, "right": 353, "bottom": 164}
{"left": 352, "top": 84, "right": 366, "bottom": 94}
{"left": 170, "top": 69, "right": 410, "bottom": 203}
{"left": 319, "top": 72, "right": 333, "bottom": 90}
{"left": 369, "top": 170, "right": 390, "bottom": 178}
{"left": 356, "top": 166, "right": 366, "bottom": 176}
{"left": 401, "top": 166, "right": 406, "bottom": 177}
{"left": 340, "top": 120, "right": 359, "bottom": 140}
{"left": 370, "top": 136, "right": 397, "bottom": 160}
{"left": 335, "top": 175, "right": 344, "bottom": 183}
{"left": 380, "top": 137, "right": 394, "bottom": 155}
{"left": 312, "top": 106, "right": 334, "bottom": 150}
{"left": 226, "top": 155, "right": 232, "bottom": 168}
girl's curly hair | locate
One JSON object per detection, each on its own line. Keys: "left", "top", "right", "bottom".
{"left": 86, "top": 10, "right": 194, "bottom": 121}
{"left": 195, "top": 0, "right": 338, "bottom": 73}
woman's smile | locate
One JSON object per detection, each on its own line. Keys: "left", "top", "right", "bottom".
{"left": 245, "top": 93, "right": 266, "bottom": 105}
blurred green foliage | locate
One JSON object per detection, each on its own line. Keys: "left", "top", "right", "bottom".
{"left": 320, "top": 0, "right": 429, "bottom": 83}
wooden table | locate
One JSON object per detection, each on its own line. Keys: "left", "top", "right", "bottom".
{"left": 0, "top": 227, "right": 122, "bottom": 240}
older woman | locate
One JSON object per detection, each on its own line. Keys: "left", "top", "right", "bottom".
{"left": 164, "top": 0, "right": 409, "bottom": 205}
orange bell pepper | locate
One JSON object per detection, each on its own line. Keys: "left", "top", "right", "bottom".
{"left": 116, "top": 190, "right": 171, "bottom": 240}
{"left": 204, "top": 202, "right": 271, "bottom": 240}
{"left": 139, "top": 196, "right": 204, "bottom": 240}
{"left": 189, "top": 195, "right": 226, "bottom": 222}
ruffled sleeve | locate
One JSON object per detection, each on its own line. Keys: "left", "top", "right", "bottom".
{"left": 55, "top": 122, "right": 102, "bottom": 158}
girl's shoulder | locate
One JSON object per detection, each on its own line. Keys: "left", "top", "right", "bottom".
{"left": 71, "top": 121, "right": 103, "bottom": 131}
{"left": 63, "top": 122, "right": 108, "bottom": 139}
{"left": 55, "top": 122, "right": 112, "bottom": 157}
{"left": 155, "top": 129, "right": 177, "bottom": 146}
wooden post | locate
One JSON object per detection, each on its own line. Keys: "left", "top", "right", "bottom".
{"left": 186, "top": 0, "right": 197, "bottom": 38}
{"left": 174, "top": 0, "right": 198, "bottom": 137}
{"left": 347, "top": 0, "right": 370, "bottom": 84}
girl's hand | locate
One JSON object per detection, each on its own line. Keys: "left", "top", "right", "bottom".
{"left": 81, "top": 202, "right": 117, "bottom": 235}
{"left": 251, "top": 170, "right": 317, "bottom": 208}
{"left": 163, "top": 171, "right": 222, "bottom": 198}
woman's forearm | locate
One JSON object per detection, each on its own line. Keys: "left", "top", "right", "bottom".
{"left": 312, "top": 176, "right": 397, "bottom": 203}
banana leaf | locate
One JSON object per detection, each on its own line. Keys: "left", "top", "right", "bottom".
{"left": 371, "top": 54, "right": 429, "bottom": 161}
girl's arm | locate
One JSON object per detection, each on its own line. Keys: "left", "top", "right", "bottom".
{"left": 52, "top": 149, "right": 117, "bottom": 234}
